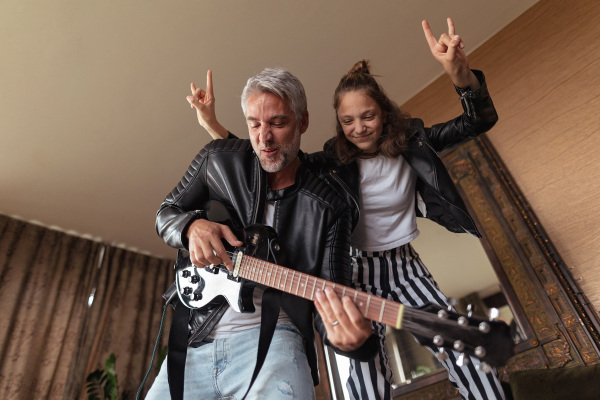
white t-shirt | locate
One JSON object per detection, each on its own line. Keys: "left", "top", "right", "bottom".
{"left": 350, "top": 155, "right": 420, "bottom": 251}
{"left": 208, "top": 201, "right": 291, "bottom": 339}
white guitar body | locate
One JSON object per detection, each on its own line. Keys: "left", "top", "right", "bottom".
{"left": 176, "top": 224, "right": 281, "bottom": 312}
{"left": 176, "top": 264, "right": 247, "bottom": 311}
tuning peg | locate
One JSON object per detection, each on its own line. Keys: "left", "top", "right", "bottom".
{"left": 457, "top": 316, "right": 468, "bottom": 326}
{"left": 435, "top": 349, "right": 449, "bottom": 361}
{"left": 488, "top": 307, "right": 500, "bottom": 321}
{"left": 453, "top": 340, "right": 465, "bottom": 352}
{"left": 467, "top": 304, "right": 473, "bottom": 318}
{"left": 479, "top": 321, "right": 491, "bottom": 333}
{"left": 437, "top": 309, "right": 448, "bottom": 319}
{"left": 433, "top": 335, "right": 444, "bottom": 347}
{"left": 474, "top": 346, "right": 486, "bottom": 358}
{"left": 476, "top": 361, "right": 492, "bottom": 374}
{"left": 456, "top": 352, "right": 469, "bottom": 367}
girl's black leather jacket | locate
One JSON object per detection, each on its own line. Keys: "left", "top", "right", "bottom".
{"left": 156, "top": 139, "right": 377, "bottom": 384}
{"left": 306, "top": 69, "right": 498, "bottom": 238}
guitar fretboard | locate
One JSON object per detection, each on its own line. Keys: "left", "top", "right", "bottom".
{"left": 236, "top": 252, "right": 405, "bottom": 329}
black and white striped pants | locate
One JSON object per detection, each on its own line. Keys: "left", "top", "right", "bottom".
{"left": 346, "top": 243, "right": 506, "bottom": 400}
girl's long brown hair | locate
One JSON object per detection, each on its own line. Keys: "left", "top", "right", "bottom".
{"left": 333, "top": 60, "right": 411, "bottom": 164}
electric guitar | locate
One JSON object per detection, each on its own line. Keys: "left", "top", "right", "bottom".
{"left": 175, "top": 224, "right": 514, "bottom": 370}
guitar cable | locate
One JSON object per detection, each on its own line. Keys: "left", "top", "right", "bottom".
{"left": 135, "top": 290, "right": 178, "bottom": 400}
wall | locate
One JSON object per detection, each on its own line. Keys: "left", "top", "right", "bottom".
{"left": 401, "top": 0, "right": 600, "bottom": 312}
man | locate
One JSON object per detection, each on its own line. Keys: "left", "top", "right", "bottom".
{"left": 146, "top": 68, "right": 376, "bottom": 399}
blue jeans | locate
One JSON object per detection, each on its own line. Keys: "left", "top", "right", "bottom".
{"left": 145, "top": 322, "right": 315, "bottom": 400}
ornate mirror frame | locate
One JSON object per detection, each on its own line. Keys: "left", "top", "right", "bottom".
{"left": 393, "top": 134, "right": 600, "bottom": 399}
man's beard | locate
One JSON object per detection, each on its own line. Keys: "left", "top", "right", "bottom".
{"left": 256, "top": 129, "right": 301, "bottom": 173}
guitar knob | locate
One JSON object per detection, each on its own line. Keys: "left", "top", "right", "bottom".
{"left": 193, "top": 293, "right": 203, "bottom": 301}
{"left": 433, "top": 335, "right": 444, "bottom": 347}
{"left": 435, "top": 349, "right": 449, "bottom": 361}
{"left": 458, "top": 316, "right": 468, "bottom": 326}
{"left": 474, "top": 346, "right": 487, "bottom": 358}
{"left": 453, "top": 340, "right": 465, "bottom": 352}
{"left": 437, "top": 309, "right": 448, "bottom": 319}
{"left": 191, "top": 275, "right": 200, "bottom": 284}
{"left": 476, "top": 361, "right": 492, "bottom": 374}
{"left": 479, "top": 322, "right": 491, "bottom": 333}
{"left": 183, "top": 287, "right": 193, "bottom": 295}
{"left": 456, "top": 353, "right": 469, "bottom": 367}
{"left": 182, "top": 270, "right": 191, "bottom": 278}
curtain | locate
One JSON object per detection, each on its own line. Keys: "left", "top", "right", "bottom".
{"left": 0, "top": 214, "right": 174, "bottom": 399}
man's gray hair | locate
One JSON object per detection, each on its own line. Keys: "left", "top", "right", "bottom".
{"left": 241, "top": 67, "right": 307, "bottom": 123}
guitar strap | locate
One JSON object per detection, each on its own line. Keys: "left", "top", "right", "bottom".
{"left": 167, "top": 301, "right": 189, "bottom": 400}
{"left": 241, "top": 288, "right": 282, "bottom": 400}
{"left": 167, "top": 225, "right": 285, "bottom": 399}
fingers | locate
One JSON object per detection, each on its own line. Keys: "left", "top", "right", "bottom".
{"left": 187, "top": 75, "right": 212, "bottom": 109}
{"left": 193, "top": 236, "right": 227, "bottom": 267}
{"left": 445, "top": 34, "right": 461, "bottom": 60}
{"left": 447, "top": 17, "right": 455, "bottom": 36}
{"left": 315, "top": 288, "right": 348, "bottom": 326}
{"left": 222, "top": 228, "right": 244, "bottom": 248}
{"left": 187, "top": 82, "right": 204, "bottom": 108}
{"left": 422, "top": 20, "right": 437, "bottom": 49}
{"left": 423, "top": 18, "right": 464, "bottom": 53}
{"left": 186, "top": 220, "right": 242, "bottom": 270}
{"left": 315, "top": 288, "right": 372, "bottom": 351}
{"left": 206, "top": 70, "right": 214, "bottom": 98}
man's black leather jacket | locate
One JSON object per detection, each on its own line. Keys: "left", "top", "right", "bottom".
{"left": 156, "top": 139, "right": 377, "bottom": 385}
{"left": 306, "top": 70, "right": 498, "bottom": 238}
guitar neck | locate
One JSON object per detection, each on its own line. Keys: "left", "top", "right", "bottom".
{"left": 236, "top": 253, "right": 405, "bottom": 329}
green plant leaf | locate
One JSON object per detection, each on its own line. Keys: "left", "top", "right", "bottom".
{"left": 85, "top": 353, "right": 120, "bottom": 400}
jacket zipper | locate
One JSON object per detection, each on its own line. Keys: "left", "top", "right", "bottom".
{"left": 253, "top": 159, "right": 264, "bottom": 224}
{"left": 460, "top": 91, "right": 472, "bottom": 117}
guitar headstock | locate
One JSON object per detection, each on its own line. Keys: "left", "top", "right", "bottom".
{"left": 403, "top": 303, "right": 515, "bottom": 371}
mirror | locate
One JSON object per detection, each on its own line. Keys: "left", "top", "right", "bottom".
{"left": 325, "top": 134, "right": 600, "bottom": 399}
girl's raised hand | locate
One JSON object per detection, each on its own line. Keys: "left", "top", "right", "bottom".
{"left": 422, "top": 18, "right": 477, "bottom": 89}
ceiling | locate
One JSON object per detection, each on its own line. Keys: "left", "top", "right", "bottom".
{"left": 1, "top": 1, "right": 538, "bottom": 298}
